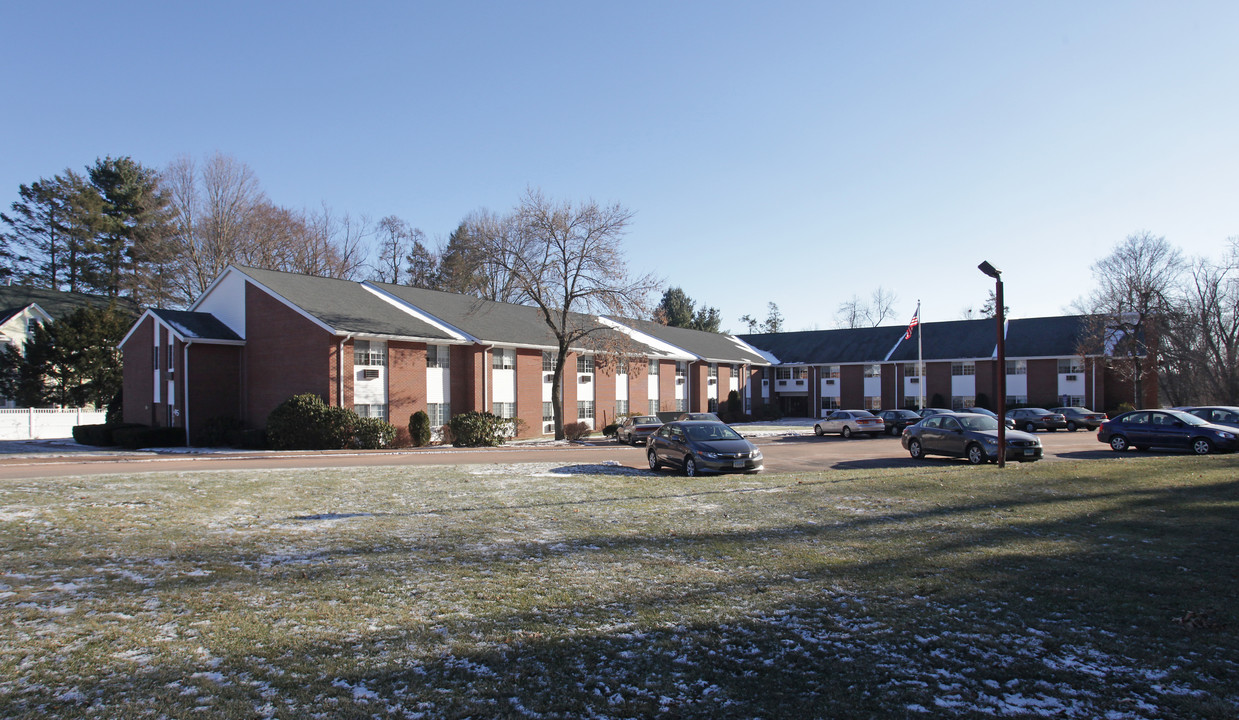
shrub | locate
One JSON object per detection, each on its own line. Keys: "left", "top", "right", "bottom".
{"left": 564, "top": 421, "right": 592, "bottom": 441}
{"left": 602, "top": 422, "right": 620, "bottom": 437}
{"left": 266, "top": 393, "right": 357, "bottom": 450}
{"left": 1115, "top": 402, "right": 1136, "bottom": 415}
{"left": 200, "top": 416, "right": 245, "bottom": 447}
{"left": 72, "top": 423, "right": 144, "bottom": 447}
{"left": 105, "top": 392, "right": 123, "bottom": 425}
{"left": 352, "top": 417, "right": 396, "bottom": 449}
{"left": 238, "top": 428, "right": 268, "bottom": 449}
{"left": 449, "top": 411, "right": 511, "bottom": 447}
{"left": 726, "top": 390, "right": 742, "bottom": 416}
{"left": 111, "top": 425, "right": 187, "bottom": 449}
{"left": 409, "top": 410, "right": 432, "bottom": 447}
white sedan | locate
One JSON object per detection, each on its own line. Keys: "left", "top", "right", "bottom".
{"left": 814, "top": 410, "right": 885, "bottom": 438}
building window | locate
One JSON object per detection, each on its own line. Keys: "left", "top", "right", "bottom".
{"left": 427, "top": 402, "right": 451, "bottom": 426}
{"left": 542, "top": 351, "right": 557, "bottom": 372}
{"left": 708, "top": 398, "right": 719, "bottom": 412}
{"left": 951, "top": 396, "right": 975, "bottom": 410}
{"left": 1058, "top": 357, "right": 1084, "bottom": 374}
{"left": 675, "top": 398, "right": 687, "bottom": 412}
{"left": 864, "top": 396, "right": 882, "bottom": 410}
{"left": 1006, "top": 395, "right": 1027, "bottom": 406}
{"left": 492, "top": 348, "right": 515, "bottom": 369}
{"left": 1062, "top": 395, "right": 1085, "bottom": 406}
{"left": 577, "top": 354, "right": 594, "bottom": 374}
{"left": 648, "top": 399, "right": 659, "bottom": 415}
{"left": 777, "top": 367, "right": 809, "bottom": 380}
{"left": 542, "top": 402, "right": 554, "bottom": 422}
{"left": 616, "top": 399, "right": 628, "bottom": 417}
{"left": 824, "top": 365, "right": 840, "bottom": 378}
{"left": 354, "top": 404, "right": 388, "bottom": 420}
{"left": 648, "top": 360, "right": 660, "bottom": 376}
{"left": 731, "top": 363, "right": 740, "bottom": 377}
{"left": 903, "top": 363, "right": 921, "bottom": 377}
{"left": 166, "top": 344, "right": 175, "bottom": 373}
{"left": 821, "top": 397, "right": 840, "bottom": 412}
{"left": 708, "top": 364, "right": 718, "bottom": 378}
{"left": 675, "top": 362, "right": 687, "bottom": 378}
{"left": 355, "top": 340, "right": 387, "bottom": 367}
{"left": 492, "top": 402, "right": 515, "bottom": 419}
{"left": 152, "top": 345, "right": 159, "bottom": 370}
{"left": 616, "top": 357, "right": 629, "bottom": 375}
{"left": 577, "top": 400, "right": 595, "bottom": 420}
{"left": 864, "top": 364, "right": 881, "bottom": 378}
{"left": 951, "top": 362, "right": 975, "bottom": 376}
{"left": 427, "top": 345, "right": 451, "bottom": 369}
{"left": 1006, "top": 360, "right": 1027, "bottom": 375}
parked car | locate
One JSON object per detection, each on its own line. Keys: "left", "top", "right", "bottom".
{"left": 918, "top": 407, "right": 954, "bottom": 418}
{"left": 1049, "top": 406, "right": 1107, "bottom": 432}
{"left": 1097, "top": 409, "right": 1239, "bottom": 455}
{"left": 1006, "top": 408, "right": 1068, "bottom": 432}
{"left": 656, "top": 411, "right": 724, "bottom": 424}
{"left": 814, "top": 410, "right": 885, "bottom": 438}
{"left": 646, "top": 420, "right": 763, "bottom": 476}
{"left": 902, "top": 412, "right": 1043, "bottom": 464}
{"left": 1179, "top": 406, "right": 1239, "bottom": 430}
{"left": 615, "top": 415, "right": 663, "bottom": 445}
{"left": 961, "top": 407, "right": 1016, "bottom": 429}
{"left": 878, "top": 409, "right": 923, "bottom": 436}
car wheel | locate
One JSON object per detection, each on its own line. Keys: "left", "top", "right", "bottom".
{"left": 1192, "top": 438, "right": 1214, "bottom": 455}
{"left": 814, "top": 424, "right": 824, "bottom": 436}
{"left": 647, "top": 451, "right": 661, "bottom": 470}
{"left": 908, "top": 438, "right": 924, "bottom": 459}
{"left": 684, "top": 457, "right": 698, "bottom": 477}
{"left": 1066, "top": 421, "right": 1078, "bottom": 432}
{"left": 1024, "top": 422, "right": 1037, "bottom": 433}
{"left": 966, "top": 443, "right": 986, "bottom": 465}
{"left": 841, "top": 426, "right": 853, "bottom": 439}
{"left": 1108, "top": 434, "right": 1129, "bottom": 452}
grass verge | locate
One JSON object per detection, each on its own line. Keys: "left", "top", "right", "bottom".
{"left": 1, "top": 456, "right": 1237, "bottom": 718}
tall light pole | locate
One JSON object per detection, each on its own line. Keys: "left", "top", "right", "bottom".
{"left": 978, "top": 261, "right": 1006, "bottom": 468}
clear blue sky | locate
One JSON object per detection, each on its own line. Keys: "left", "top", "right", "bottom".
{"left": 3, "top": 1, "right": 1236, "bottom": 333}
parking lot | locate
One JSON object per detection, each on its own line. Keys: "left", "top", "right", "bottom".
{"left": 0, "top": 423, "right": 1112, "bottom": 479}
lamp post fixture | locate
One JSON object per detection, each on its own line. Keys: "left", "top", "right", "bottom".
{"left": 978, "top": 261, "right": 1006, "bottom": 468}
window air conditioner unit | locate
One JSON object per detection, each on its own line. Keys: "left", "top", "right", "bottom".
{"left": 543, "top": 423, "right": 555, "bottom": 434}
{"left": 544, "top": 373, "right": 555, "bottom": 383}
{"left": 579, "top": 375, "right": 592, "bottom": 383}
{"left": 762, "top": 379, "right": 769, "bottom": 386}
{"left": 1066, "top": 374, "right": 1078, "bottom": 381}
{"left": 910, "top": 377, "right": 920, "bottom": 384}
{"left": 708, "top": 378, "right": 717, "bottom": 385}
{"left": 825, "top": 379, "right": 835, "bottom": 385}
{"left": 676, "top": 378, "right": 686, "bottom": 384}
{"left": 361, "top": 369, "right": 380, "bottom": 379}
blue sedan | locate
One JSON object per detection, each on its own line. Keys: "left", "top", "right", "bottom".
{"left": 1097, "top": 409, "right": 1239, "bottom": 455}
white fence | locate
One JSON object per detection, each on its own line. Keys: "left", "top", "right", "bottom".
{"left": 0, "top": 408, "right": 107, "bottom": 440}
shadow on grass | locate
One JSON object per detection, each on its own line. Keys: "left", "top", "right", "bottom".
{"left": 7, "top": 462, "right": 1239, "bottom": 718}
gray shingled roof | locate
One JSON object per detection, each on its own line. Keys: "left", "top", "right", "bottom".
{"left": 151, "top": 309, "right": 243, "bottom": 342}
{"left": 231, "top": 267, "right": 457, "bottom": 340}
{"left": 740, "top": 326, "right": 907, "bottom": 365}
{"left": 620, "top": 317, "right": 771, "bottom": 365}
{"left": 0, "top": 285, "right": 138, "bottom": 324}
{"left": 371, "top": 282, "right": 657, "bottom": 354}
{"left": 887, "top": 318, "right": 999, "bottom": 362}
{"left": 1006, "top": 316, "right": 1092, "bottom": 357}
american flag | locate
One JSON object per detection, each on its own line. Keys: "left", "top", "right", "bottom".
{"left": 904, "top": 307, "right": 920, "bottom": 340}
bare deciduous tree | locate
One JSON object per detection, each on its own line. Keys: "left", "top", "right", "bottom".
{"left": 1076, "top": 231, "right": 1185, "bottom": 407}
{"left": 1161, "top": 238, "right": 1239, "bottom": 405}
{"left": 478, "top": 189, "right": 659, "bottom": 439}
{"left": 834, "top": 286, "right": 899, "bottom": 328}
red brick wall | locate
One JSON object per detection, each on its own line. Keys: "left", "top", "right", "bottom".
{"left": 926, "top": 362, "right": 951, "bottom": 406}
{"left": 595, "top": 358, "right": 617, "bottom": 426}
{"left": 186, "top": 344, "right": 242, "bottom": 444}
{"left": 881, "top": 364, "right": 898, "bottom": 409}
{"left": 244, "top": 282, "right": 334, "bottom": 427}
{"left": 388, "top": 341, "right": 427, "bottom": 431}
{"left": 840, "top": 365, "right": 864, "bottom": 408}
{"left": 629, "top": 359, "right": 649, "bottom": 411}
{"left": 659, "top": 361, "right": 676, "bottom": 412}
{"left": 122, "top": 316, "right": 156, "bottom": 426}
{"left": 516, "top": 349, "right": 543, "bottom": 438}
{"left": 975, "top": 360, "right": 997, "bottom": 409}
{"left": 1027, "top": 359, "right": 1059, "bottom": 406}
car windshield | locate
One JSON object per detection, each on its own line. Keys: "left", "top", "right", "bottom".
{"left": 958, "top": 415, "right": 999, "bottom": 431}
{"left": 684, "top": 423, "right": 743, "bottom": 442}
{"left": 633, "top": 416, "right": 660, "bottom": 424}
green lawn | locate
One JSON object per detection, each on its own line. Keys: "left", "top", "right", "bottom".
{"left": 2, "top": 456, "right": 1237, "bottom": 719}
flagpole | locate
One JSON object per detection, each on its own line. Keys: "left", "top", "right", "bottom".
{"left": 917, "top": 300, "right": 924, "bottom": 410}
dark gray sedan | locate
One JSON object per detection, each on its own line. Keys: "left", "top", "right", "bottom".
{"left": 647, "top": 420, "right": 763, "bottom": 476}
{"left": 1179, "top": 406, "right": 1239, "bottom": 430}
{"left": 902, "top": 412, "right": 1043, "bottom": 464}
{"left": 615, "top": 415, "right": 663, "bottom": 445}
